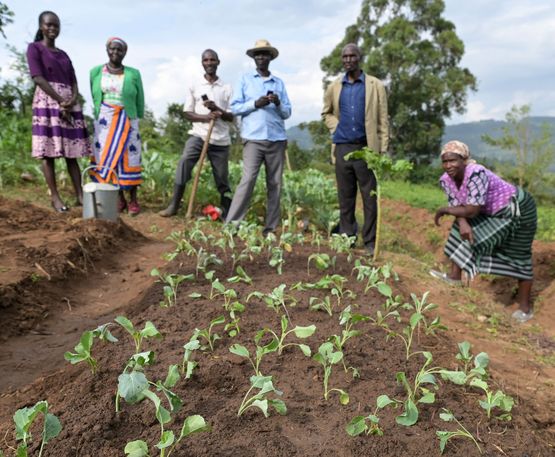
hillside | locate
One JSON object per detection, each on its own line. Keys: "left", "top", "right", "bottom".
{"left": 287, "top": 117, "right": 555, "bottom": 170}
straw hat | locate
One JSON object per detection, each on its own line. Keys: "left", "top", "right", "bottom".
{"left": 246, "top": 39, "right": 279, "bottom": 60}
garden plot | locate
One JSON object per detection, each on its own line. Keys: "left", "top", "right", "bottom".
{"left": 0, "top": 218, "right": 552, "bottom": 457}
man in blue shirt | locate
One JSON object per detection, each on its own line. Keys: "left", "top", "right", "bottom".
{"left": 225, "top": 39, "right": 292, "bottom": 234}
{"left": 322, "top": 43, "right": 389, "bottom": 255}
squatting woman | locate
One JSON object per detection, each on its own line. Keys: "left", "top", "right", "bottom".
{"left": 26, "top": 11, "right": 91, "bottom": 212}
{"left": 90, "top": 37, "right": 144, "bottom": 215}
{"left": 431, "top": 140, "right": 537, "bottom": 323}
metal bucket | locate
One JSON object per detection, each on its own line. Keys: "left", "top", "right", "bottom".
{"left": 82, "top": 165, "right": 120, "bottom": 222}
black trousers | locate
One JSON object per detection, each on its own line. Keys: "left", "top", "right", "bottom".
{"left": 334, "top": 143, "right": 377, "bottom": 247}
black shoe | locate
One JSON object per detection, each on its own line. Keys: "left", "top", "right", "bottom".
{"left": 365, "top": 242, "right": 375, "bottom": 257}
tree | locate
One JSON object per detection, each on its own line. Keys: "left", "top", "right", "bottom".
{"left": 0, "top": 2, "right": 14, "bottom": 39}
{"left": 320, "top": 0, "right": 476, "bottom": 163}
{"left": 482, "top": 104, "right": 555, "bottom": 199}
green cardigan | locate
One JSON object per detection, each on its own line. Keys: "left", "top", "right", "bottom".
{"left": 90, "top": 65, "right": 144, "bottom": 119}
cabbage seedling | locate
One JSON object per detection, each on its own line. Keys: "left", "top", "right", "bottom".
{"left": 259, "top": 315, "right": 315, "bottom": 356}
{"left": 312, "top": 342, "right": 349, "bottom": 404}
{"left": 440, "top": 342, "right": 490, "bottom": 386}
{"left": 346, "top": 394, "right": 397, "bottom": 436}
{"left": 193, "top": 315, "right": 225, "bottom": 352}
{"left": 436, "top": 409, "right": 482, "bottom": 454}
{"left": 469, "top": 379, "right": 514, "bottom": 420}
{"left": 310, "top": 296, "right": 333, "bottom": 316}
{"left": 229, "top": 334, "right": 279, "bottom": 376}
{"left": 64, "top": 323, "right": 118, "bottom": 374}
{"left": 330, "top": 233, "right": 356, "bottom": 262}
{"left": 307, "top": 252, "right": 335, "bottom": 275}
{"left": 330, "top": 306, "right": 369, "bottom": 373}
{"left": 182, "top": 335, "right": 201, "bottom": 378}
{"left": 115, "top": 316, "right": 162, "bottom": 353}
{"left": 150, "top": 268, "right": 194, "bottom": 307}
{"left": 11, "top": 400, "right": 62, "bottom": 457}
{"left": 247, "top": 284, "right": 297, "bottom": 315}
{"left": 237, "top": 375, "right": 287, "bottom": 417}
{"left": 115, "top": 351, "right": 156, "bottom": 413}
{"left": 269, "top": 246, "right": 284, "bottom": 274}
{"left": 227, "top": 265, "right": 253, "bottom": 284}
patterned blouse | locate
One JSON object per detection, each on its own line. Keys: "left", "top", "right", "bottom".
{"left": 100, "top": 65, "right": 125, "bottom": 106}
{"left": 439, "top": 163, "right": 516, "bottom": 215}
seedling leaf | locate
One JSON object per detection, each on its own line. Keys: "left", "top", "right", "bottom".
{"left": 396, "top": 399, "right": 419, "bottom": 426}
{"left": 43, "top": 413, "right": 62, "bottom": 443}
{"left": 155, "top": 430, "right": 175, "bottom": 450}
{"left": 124, "top": 440, "right": 149, "bottom": 457}
{"left": 346, "top": 416, "right": 367, "bottom": 436}
{"left": 298, "top": 344, "right": 311, "bottom": 357}
{"left": 269, "top": 398, "right": 287, "bottom": 415}
{"left": 376, "top": 394, "right": 396, "bottom": 409}
{"left": 163, "top": 364, "right": 180, "bottom": 388}
{"left": 229, "top": 344, "right": 250, "bottom": 358}
{"left": 179, "top": 415, "right": 210, "bottom": 439}
{"left": 292, "top": 325, "right": 316, "bottom": 338}
{"left": 118, "top": 372, "right": 148, "bottom": 403}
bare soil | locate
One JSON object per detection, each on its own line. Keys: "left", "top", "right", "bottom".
{"left": 0, "top": 195, "right": 553, "bottom": 456}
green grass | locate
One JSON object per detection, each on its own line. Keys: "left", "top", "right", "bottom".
{"left": 382, "top": 180, "right": 555, "bottom": 242}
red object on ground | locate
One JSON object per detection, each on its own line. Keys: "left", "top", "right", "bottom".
{"left": 202, "top": 204, "right": 222, "bottom": 221}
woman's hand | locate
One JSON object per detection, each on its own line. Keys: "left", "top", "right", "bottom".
{"left": 434, "top": 207, "right": 449, "bottom": 226}
{"left": 458, "top": 218, "right": 474, "bottom": 244}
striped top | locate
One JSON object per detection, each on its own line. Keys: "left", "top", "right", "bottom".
{"left": 440, "top": 163, "right": 516, "bottom": 215}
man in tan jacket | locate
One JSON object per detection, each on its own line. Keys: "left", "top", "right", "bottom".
{"left": 322, "top": 43, "right": 389, "bottom": 255}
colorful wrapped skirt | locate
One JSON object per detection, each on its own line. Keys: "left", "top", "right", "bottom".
{"left": 31, "top": 83, "right": 91, "bottom": 158}
{"left": 90, "top": 103, "right": 142, "bottom": 189}
{"left": 444, "top": 188, "right": 537, "bottom": 280}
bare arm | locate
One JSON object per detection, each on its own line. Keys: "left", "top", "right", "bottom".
{"left": 434, "top": 204, "right": 481, "bottom": 226}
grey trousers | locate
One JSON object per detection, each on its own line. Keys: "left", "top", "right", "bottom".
{"left": 174, "top": 135, "right": 232, "bottom": 208}
{"left": 225, "top": 140, "right": 286, "bottom": 232}
{"left": 335, "top": 143, "right": 377, "bottom": 247}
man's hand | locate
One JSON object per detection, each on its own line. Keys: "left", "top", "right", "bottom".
{"left": 267, "top": 93, "right": 280, "bottom": 106}
{"left": 204, "top": 100, "right": 218, "bottom": 111}
{"left": 208, "top": 111, "right": 222, "bottom": 120}
{"left": 254, "top": 96, "right": 271, "bottom": 108}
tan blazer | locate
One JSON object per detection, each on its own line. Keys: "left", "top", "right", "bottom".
{"left": 322, "top": 74, "right": 389, "bottom": 155}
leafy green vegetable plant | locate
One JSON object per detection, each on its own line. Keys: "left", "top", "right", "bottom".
{"left": 346, "top": 394, "right": 397, "bottom": 436}
{"left": 440, "top": 341, "right": 490, "bottom": 386}
{"left": 64, "top": 323, "right": 118, "bottom": 374}
{"left": 150, "top": 268, "right": 194, "bottom": 307}
{"left": 182, "top": 335, "right": 201, "bottom": 379}
{"left": 193, "top": 315, "right": 225, "bottom": 352}
{"left": 470, "top": 378, "right": 514, "bottom": 420}
{"left": 115, "top": 316, "right": 162, "bottom": 353}
{"left": 307, "top": 252, "right": 335, "bottom": 275}
{"left": 436, "top": 408, "right": 482, "bottom": 454}
{"left": 312, "top": 342, "right": 349, "bottom": 404}
{"left": 329, "top": 233, "right": 356, "bottom": 262}
{"left": 329, "top": 306, "right": 369, "bottom": 374}
{"left": 11, "top": 401, "right": 62, "bottom": 457}
{"left": 229, "top": 334, "right": 279, "bottom": 376}
{"left": 237, "top": 375, "right": 287, "bottom": 417}
{"left": 259, "top": 315, "right": 315, "bottom": 356}
{"left": 227, "top": 265, "right": 253, "bottom": 284}
{"left": 247, "top": 284, "right": 297, "bottom": 315}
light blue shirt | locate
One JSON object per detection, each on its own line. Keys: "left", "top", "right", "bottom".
{"left": 231, "top": 70, "right": 292, "bottom": 141}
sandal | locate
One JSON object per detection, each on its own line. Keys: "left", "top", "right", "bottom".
{"left": 429, "top": 269, "right": 462, "bottom": 286}
{"left": 51, "top": 202, "right": 69, "bottom": 213}
{"left": 128, "top": 200, "right": 141, "bottom": 216}
{"left": 511, "top": 309, "right": 534, "bottom": 323}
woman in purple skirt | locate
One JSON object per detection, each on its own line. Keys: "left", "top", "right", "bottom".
{"left": 26, "top": 11, "right": 91, "bottom": 212}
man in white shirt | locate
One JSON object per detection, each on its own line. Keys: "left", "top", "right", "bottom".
{"left": 159, "top": 49, "right": 233, "bottom": 217}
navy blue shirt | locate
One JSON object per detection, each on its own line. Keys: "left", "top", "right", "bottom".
{"left": 333, "top": 72, "right": 366, "bottom": 144}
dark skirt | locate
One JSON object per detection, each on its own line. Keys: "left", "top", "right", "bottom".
{"left": 444, "top": 188, "right": 537, "bottom": 280}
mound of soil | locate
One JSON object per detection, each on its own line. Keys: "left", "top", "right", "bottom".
{"left": 0, "top": 196, "right": 553, "bottom": 456}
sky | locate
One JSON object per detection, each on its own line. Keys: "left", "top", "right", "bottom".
{"left": 1, "top": 0, "right": 554, "bottom": 127}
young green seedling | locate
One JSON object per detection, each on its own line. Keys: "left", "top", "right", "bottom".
{"left": 329, "top": 233, "right": 356, "bottom": 262}
{"left": 64, "top": 323, "right": 118, "bottom": 374}
{"left": 436, "top": 408, "right": 483, "bottom": 454}
{"left": 119, "top": 366, "right": 210, "bottom": 457}
{"left": 260, "top": 315, "right": 316, "bottom": 356}
{"left": 269, "top": 246, "right": 285, "bottom": 274}
{"left": 12, "top": 400, "right": 62, "bottom": 457}
{"left": 237, "top": 375, "right": 287, "bottom": 418}
{"left": 307, "top": 252, "right": 335, "bottom": 275}
{"left": 312, "top": 342, "right": 349, "bottom": 404}
{"left": 206, "top": 271, "right": 226, "bottom": 300}
{"left": 115, "top": 316, "right": 162, "bottom": 353}
{"left": 229, "top": 331, "right": 279, "bottom": 376}
{"left": 193, "top": 315, "right": 226, "bottom": 352}
{"left": 346, "top": 394, "right": 397, "bottom": 436}
{"left": 309, "top": 296, "right": 334, "bottom": 316}
{"left": 227, "top": 265, "right": 253, "bottom": 284}
{"left": 247, "top": 284, "right": 297, "bottom": 316}
{"left": 329, "top": 306, "right": 369, "bottom": 375}
{"left": 182, "top": 335, "right": 201, "bottom": 379}
{"left": 440, "top": 342, "right": 490, "bottom": 386}
{"left": 150, "top": 268, "right": 194, "bottom": 307}
{"left": 470, "top": 378, "right": 514, "bottom": 420}
{"left": 115, "top": 351, "right": 156, "bottom": 412}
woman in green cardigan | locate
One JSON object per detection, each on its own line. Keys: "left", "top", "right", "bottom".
{"left": 89, "top": 37, "right": 145, "bottom": 215}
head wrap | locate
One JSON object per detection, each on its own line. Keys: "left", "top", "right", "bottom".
{"left": 106, "top": 37, "right": 128, "bottom": 51}
{"left": 440, "top": 140, "right": 474, "bottom": 163}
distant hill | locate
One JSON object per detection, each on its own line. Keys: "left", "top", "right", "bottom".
{"left": 287, "top": 117, "right": 555, "bottom": 171}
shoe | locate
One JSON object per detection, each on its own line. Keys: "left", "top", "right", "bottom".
{"left": 512, "top": 309, "right": 534, "bottom": 323}
{"left": 118, "top": 198, "right": 127, "bottom": 213}
{"left": 365, "top": 243, "right": 375, "bottom": 256}
{"left": 128, "top": 201, "right": 141, "bottom": 216}
{"left": 429, "top": 269, "right": 462, "bottom": 286}
{"left": 51, "top": 201, "right": 69, "bottom": 213}
{"left": 158, "top": 185, "right": 185, "bottom": 217}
